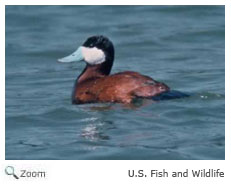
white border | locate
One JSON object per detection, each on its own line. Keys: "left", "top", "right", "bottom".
{"left": 1, "top": 1, "right": 229, "bottom": 186}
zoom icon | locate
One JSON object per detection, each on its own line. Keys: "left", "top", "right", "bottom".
{"left": 5, "top": 166, "right": 19, "bottom": 179}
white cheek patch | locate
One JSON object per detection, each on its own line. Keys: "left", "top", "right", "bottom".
{"left": 81, "top": 46, "right": 105, "bottom": 65}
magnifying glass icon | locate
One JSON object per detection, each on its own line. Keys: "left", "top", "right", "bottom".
{"left": 5, "top": 166, "right": 19, "bottom": 179}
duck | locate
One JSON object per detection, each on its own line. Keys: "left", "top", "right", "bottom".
{"left": 58, "top": 35, "right": 170, "bottom": 104}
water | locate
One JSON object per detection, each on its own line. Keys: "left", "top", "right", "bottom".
{"left": 5, "top": 6, "right": 225, "bottom": 160}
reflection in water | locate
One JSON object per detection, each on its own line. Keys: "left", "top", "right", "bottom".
{"left": 81, "top": 120, "right": 115, "bottom": 141}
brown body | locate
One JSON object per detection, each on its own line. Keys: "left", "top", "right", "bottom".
{"left": 72, "top": 69, "right": 170, "bottom": 104}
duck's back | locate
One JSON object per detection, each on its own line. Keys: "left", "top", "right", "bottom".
{"left": 72, "top": 71, "right": 169, "bottom": 104}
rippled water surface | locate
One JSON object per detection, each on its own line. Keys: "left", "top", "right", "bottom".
{"left": 5, "top": 6, "right": 225, "bottom": 160}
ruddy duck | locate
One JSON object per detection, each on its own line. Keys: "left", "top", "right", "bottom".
{"left": 58, "top": 35, "right": 170, "bottom": 104}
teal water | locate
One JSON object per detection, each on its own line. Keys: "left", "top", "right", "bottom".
{"left": 5, "top": 6, "right": 225, "bottom": 160}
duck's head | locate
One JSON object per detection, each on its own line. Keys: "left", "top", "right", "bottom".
{"left": 58, "top": 35, "right": 114, "bottom": 75}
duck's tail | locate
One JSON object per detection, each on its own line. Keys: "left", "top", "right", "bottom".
{"left": 151, "top": 90, "right": 190, "bottom": 101}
